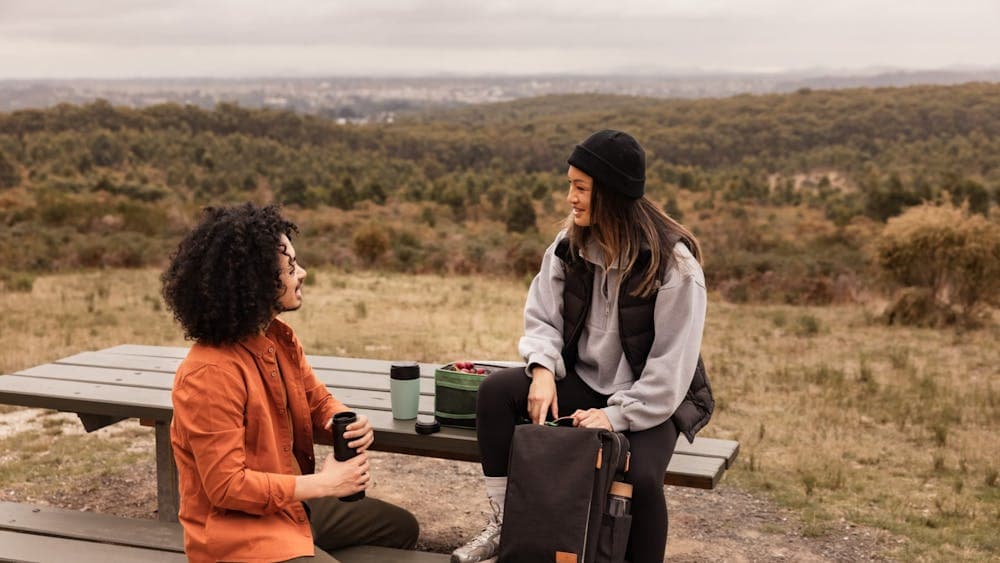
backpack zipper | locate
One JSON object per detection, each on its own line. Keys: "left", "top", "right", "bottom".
{"left": 580, "top": 434, "right": 603, "bottom": 562}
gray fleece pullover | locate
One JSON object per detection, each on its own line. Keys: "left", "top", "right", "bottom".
{"left": 518, "top": 230, "right": 707, "bottom": 432}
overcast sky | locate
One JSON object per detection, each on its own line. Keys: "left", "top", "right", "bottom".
{"left": 1, "top": 0, "right": 998, "bottom": 79}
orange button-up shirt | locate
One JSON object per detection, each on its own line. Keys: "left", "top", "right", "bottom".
{"left": 171, "top": 318, "right": 347, "bottom": 563}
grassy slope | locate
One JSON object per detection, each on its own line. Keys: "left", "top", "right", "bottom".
{"left": 1, "top": 269, "right": 997, "bottom": 560}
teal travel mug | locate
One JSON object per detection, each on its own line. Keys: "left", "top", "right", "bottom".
{"left": 390, "top": 361, "right": 420, "bottom": 420}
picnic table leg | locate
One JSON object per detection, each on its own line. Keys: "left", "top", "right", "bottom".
{"left": 154, "top": 421, "right": 180, "bottom": 523}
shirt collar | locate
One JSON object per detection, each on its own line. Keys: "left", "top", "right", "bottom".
{"left": 581, "top": 238, "right": 623, "bottom": 270}
{"left": 239, "top": 317, "right": 295, "bottom": 357}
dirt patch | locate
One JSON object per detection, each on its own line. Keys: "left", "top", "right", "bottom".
{"left": 0, "top": 407, "right": 892, "bottom": 560}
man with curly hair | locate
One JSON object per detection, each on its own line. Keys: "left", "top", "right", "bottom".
{"left": 162, "top": 203, "right": 418, "bottom": 563}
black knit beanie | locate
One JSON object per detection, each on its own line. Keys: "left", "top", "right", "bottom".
{"left": 567, "top": 129, "right": 645, "bottom": 199}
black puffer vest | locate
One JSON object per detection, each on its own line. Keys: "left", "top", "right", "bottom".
{"left": 554, "top": 237, "right": 714, "bottom": 442}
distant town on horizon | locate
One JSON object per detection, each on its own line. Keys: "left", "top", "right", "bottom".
{"left": 3, "top": 66, "right": 1000, "bottom": 120}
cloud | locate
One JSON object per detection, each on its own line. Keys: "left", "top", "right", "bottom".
{"left": 0, "top": 0, "right": 997, "bottom": 76}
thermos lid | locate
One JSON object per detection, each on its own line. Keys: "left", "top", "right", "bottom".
{"left": 390, "top": 361, "right": 420, "bottom": 380}
{"left": 610, "top": 481, "right": 633, "bottom": 498}
{"left": 415, "top": 416, "right": 441, "bottom": 435}
{"left": 331, "top": 411, "right": 357, "bottom": 425}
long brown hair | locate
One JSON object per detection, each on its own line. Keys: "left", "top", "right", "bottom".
{"left": 565, "top": 184, "right": 702, "bottom": 298}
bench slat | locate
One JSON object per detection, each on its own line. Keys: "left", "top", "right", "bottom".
{"left": 0, "top": 502, "right": 450, "bottom": 562}
{"left": 334, "top": 545, "right": 449, "bottom": 562}
{"left": 0, "top": 501, "right": 184, "bottom": 552}
{"left": 0, "top": 529, "right": 186, "bottom": 563}
{"left": 674, "top": 437, "right": 740, "bottom": 468}
{"left": 664, "top": 454, "right": 725, "bottom": 489}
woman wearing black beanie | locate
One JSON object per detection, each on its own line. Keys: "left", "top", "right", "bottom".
{"left": 452, "top": 130, "right": 713, "bottom": 563}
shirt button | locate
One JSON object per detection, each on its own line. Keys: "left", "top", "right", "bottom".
{"left": 271, "top": 370, "right": 277, "bottom": 377}
{"left": 298, "top": 516, "right": 306, "bottom": 523}
{"left": 283, "top": 445, "right": 290, "bottom": 452}
{"left": 278, "top": 408, "right": 285, "bottom": 415}
{"left": 268, "top": 347, "right": 275, "bottom": 354}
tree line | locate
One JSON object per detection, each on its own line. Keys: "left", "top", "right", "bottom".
{"left": 0, "top": 83, "right": 997, "bottom": 311}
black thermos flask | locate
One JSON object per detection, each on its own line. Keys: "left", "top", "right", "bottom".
{"left": 331, "top": 411, "right": 365, "bottom": 502}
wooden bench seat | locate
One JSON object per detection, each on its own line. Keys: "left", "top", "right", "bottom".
{"left": 0, "top": 502, "right": 448, "bottom": 562}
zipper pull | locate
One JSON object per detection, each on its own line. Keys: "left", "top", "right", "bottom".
{"left": 596, "top": 446, "right": 603, "bottom": 469}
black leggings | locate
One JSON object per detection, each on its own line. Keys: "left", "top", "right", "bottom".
{"left": 476, "top": 367, "right": 679, "bottom": 563}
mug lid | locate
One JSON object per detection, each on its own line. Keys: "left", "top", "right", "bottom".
{"left": 415, "top": 417, "right": 441, "bottom": 435}
{"left": 391, "top": 361, "right": 420, "bottom": 380}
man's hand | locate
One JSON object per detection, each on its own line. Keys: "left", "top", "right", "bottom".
{"left": 343, "top": 413, "right": 374, "bottom": 452}
{"left": 527, "top": 366, "right": 558, "bottom": 425}
{"left": 571, "top": 408, "right": 613, "bottom": 431}
{"left": 295, "top": 452, "right": 370, "bottom": 501}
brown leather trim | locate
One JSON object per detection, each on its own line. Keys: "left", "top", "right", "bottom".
{"left": 610, "top": 481, "right": 633, "bottom": 499}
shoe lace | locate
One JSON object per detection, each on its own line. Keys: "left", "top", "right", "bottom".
{"left": 465, "top": 498, "right": 502, "bottom": 548}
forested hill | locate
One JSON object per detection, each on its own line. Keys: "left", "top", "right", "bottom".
{"left": 0, "top": 83, "right": 997, "bottom": 303}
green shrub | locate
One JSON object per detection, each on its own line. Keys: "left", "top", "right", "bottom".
{"left": 794, "top": 314, "right": 822, "bottom": 336}
{"left": 352, "top": 223, "right": 389, "bottom": 265}
{"left": 877, "top": 202, "right": 1000, "bottom": 325}
{"left": 0, "top": 150, "right": 19, "bottom": 189}
{"left": 0, "top": 270, "right": 34, "bottom": 292}
{"left": 391, "top": 229, "right": 424, "bottom": 271}
{"left": 505, "top": 191, "right": 536, "bottom": 233}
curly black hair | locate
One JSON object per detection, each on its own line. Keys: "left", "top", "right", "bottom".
{"left": 161, "top": 203, "right": 299, "bottom": 346}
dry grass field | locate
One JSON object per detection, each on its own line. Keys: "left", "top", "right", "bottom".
{"left": 1, "top": 268, "right": 997, "bottom": 561}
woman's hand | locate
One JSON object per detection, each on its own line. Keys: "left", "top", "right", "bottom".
{"left": 343, "top": 414, "right": 375, "bottom": 452}
{"left": 571, "top": 408, "right": 612, "bottom": 431}
{"left": 527, "top": 366, "right": 558, "bottom": 424}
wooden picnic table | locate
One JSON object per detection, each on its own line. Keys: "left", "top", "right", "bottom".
{"left": 0, "top": 344, "right": 739, "bottom": 523}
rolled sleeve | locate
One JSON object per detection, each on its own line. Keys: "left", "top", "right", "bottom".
{"left": 173, "top": 365, "right": 297, "bottom": 515}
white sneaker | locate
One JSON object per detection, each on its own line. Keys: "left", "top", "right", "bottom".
{"left": 450, "top": 498, "right": 502, "bottom": 563}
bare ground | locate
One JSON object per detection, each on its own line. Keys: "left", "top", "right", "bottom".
{"left": 0, "top": 409, "right": 893, "bottom": 561}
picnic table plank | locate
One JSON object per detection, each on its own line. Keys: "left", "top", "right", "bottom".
{"left": 99, "top": 344, "right": 191, "bottom": 358}
{"left": 14, "top": 364, "right": 439, "bottom": 414}
{"left": 0, "top": 375, "right": 172, "bottom": 420}
{"left": 49, "top": 353, "right": 440, "bottom": 393}
{"left": 0, "top": 529, "right": 186, "bottom": 563}
{"left": 100, "top": 345, "right": 446, "bottom": 376}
